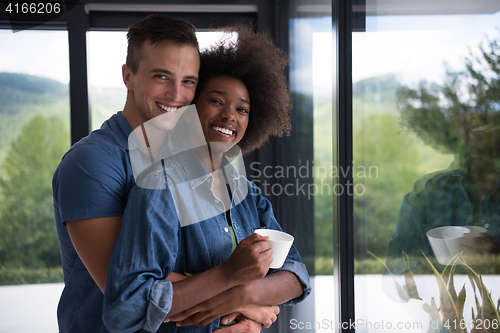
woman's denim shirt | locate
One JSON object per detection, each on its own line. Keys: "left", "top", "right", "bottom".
{"left": 103, "top": 148, "right": 311, "bottom": 333}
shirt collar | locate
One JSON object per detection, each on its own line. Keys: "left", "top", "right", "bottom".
{"left": 175, "top": 142, "right": 241, "bottom": 190}
{"left": 115, "top": 111, "right": 134, "bottom": 150}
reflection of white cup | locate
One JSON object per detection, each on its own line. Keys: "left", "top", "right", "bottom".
{"left": 426, "top": 226, "right": 470, "bottom": 265}
{"left": 254, "top": 229, "right": 294, "bottom": 269}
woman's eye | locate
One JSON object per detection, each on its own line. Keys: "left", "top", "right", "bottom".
{"left": 210, "top": 99, "right": 222, "bottom": 105}
{"left": 238, "top": 108, "right": 249, "bottom": 114}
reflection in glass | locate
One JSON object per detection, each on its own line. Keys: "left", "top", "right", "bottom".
{"left": 354, "top": 3, "right": 500, "bottom": 332}
{"left": 387, "top": 34, "right": 500, "bottom": 266}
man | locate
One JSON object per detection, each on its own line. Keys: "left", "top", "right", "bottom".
{"left": 54, "top": 14, "right": 258, "bottom": 332}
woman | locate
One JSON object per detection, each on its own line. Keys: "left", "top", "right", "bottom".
{"left": 103, "top": 26, "right": 311, "bottom": 333}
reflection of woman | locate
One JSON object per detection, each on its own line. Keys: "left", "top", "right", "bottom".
{"left": 103, "top": 26, "right": 310, "bottom": 333}
{"left": 387, "top": 68, "right": 500, "bottom": 269}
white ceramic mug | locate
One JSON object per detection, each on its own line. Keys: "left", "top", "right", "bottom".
{"left": 254, "top": 229, "right": 294, "bottom": 269}
{"left": 426, "top": 226, "right": 470, "bottom": 265}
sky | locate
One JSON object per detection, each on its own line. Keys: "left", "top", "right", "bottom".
{"left": 0, "top": 29, "right": 70, "bottom": 83}
{"left": 86, "top": 31, "right": 234, "bottom": 89}
{"left": 353, "top": 12, "right": 500, "bottom": 86}
{"left": 0, "top": 11, "right": 499, "bottom": 91}
{"left": 300, "top": 11, "right": 500, "bottom": 95}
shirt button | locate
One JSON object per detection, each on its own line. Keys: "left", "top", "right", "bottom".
{"left": 224, "top": 227, "right": 229, "bottom": 232}
{"left": 484, "top": 223, "right": 491, "bottom": 229}
{"left": 214, "top": 199, "right": 219, "bottom": 204}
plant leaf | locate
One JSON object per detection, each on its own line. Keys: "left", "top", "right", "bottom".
{"left": 422, "top": 253, "right": 461, "bottom": 325}
{"left": 395, "top": 280, "right": 410, "bottom": 302}
{"left": 427, "top": 298, "right": 441, "bottom": 323}
{"left": 478, "top": 276, "right": 500, "bottom": 329}
{"left": 367, "top": 251, "right": 413, "bottom": 303}
{"left": 404, "top": 252, "right": 422, "bottom": 300}
{"left": 447, "top": 270, "right": 458, "bottom": 304}
{"left": 422, "top": 253, "right": 460, "bottom": 328}
{"left": 460, "top": 256, "right": 500, "bottom": 330}
{"left": 456, "top": 284, "right": 466, "bottom": 319}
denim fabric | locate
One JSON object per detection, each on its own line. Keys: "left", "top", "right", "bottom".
{"left": 103, "top": 149, "right": 311, "bottom": 333}
{"left": 386, "top": 168, "right": 500, "bottom": 273}
{"left": 53, "top": 112, "right": 134, "bottom": 333}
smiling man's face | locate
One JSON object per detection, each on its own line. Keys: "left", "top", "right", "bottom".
{"left": 122, "top": 39, "right": 200, "bottom": 131}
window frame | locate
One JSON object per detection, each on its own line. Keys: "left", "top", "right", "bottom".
{"left": 332, "top": 0, "right": 356, "bottom": 332}
{"left": 0, "top": 1, "right": 339, "bottom": 332}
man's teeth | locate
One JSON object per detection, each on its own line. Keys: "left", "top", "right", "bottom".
{"left": 213, "top": 126, "right": 233, "bottom": 135}
{"left": 157, "top": 102, "right": 177, "bottom": 112}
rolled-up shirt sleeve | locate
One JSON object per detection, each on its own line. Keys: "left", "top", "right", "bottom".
{"left": 103, "top": 174, "right": 179, "bottom": 333}
{"left": 144, "top": 280, "right": 174, "bottom": 332}
{"left": 273, "top": 258, "right": 311, "bottom": 305}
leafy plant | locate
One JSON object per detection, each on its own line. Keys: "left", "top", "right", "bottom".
{"left": 369, "top": 251, "right": 500, "bottom": 333}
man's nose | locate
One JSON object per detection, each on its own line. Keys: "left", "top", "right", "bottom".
{"left": 165, "top": 81, "right": 182, "bottom": 102}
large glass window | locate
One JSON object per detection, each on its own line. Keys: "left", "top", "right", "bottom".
{"left": 0, "top": 29, "right": 70, "bottom": 332}
{"left": 285, "top": 5, "right": 334, "bottom": 331}
{"left": 353, "top": 2, "right": 500, "bottom": 331}
{"left": 87, "top": 31, "right": 128, "bottom": 130}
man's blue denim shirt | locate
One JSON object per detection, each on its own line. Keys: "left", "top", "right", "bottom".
{"left": 103, "top": 147, "right": 311, "bottom": 333}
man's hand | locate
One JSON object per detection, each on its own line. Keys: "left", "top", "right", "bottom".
{"left": 166, "top": 285, "right": 246, "bottom": 326}
{"left": 221, "top": 233, "right": 273, "bottom": 286}
{"left": 214, "top": 316, "right": 265, "bottom": 333}
{"left": 236, "top": 304, "right": 280, "bottom": 328}
{"left": 462, "top": 232, "right": 500, "bottom": 255}
{"left": 166, "top": 284, "right": 279, "bottom": 328}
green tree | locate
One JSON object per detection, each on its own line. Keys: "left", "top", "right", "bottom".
{"left": 0, "top": 115, "right": 69, "bottom": 268}
{"left": 397, "top": 30, "right": 500, "bottom": 155}
{"left": 353, "top": 112, "right": 422, "bottom": 259}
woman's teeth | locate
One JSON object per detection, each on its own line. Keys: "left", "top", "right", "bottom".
{"left": 157, "top": 102, "right": 177, "bottom": 112}
{"left": 213, "top": 126, "right": 233, "bottom": 135}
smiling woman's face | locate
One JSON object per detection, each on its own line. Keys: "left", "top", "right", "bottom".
{"left": 195, "top": 75, "right": 250, "bottom": 152}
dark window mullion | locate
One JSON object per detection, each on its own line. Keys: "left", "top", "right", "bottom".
{"left": 332, "top": 0, "right": 355, "bottom": 332}
{"left": 67, "top": 4, "right": 90, "bottom": 145}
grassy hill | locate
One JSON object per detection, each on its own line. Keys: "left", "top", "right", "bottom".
{"left": 0, "top": 72, "right": 70, "bottom": 165}
{"left": 0, "top": 72, "right": 68, "bottom": 106}
{"left": 0, "top": 72, "right": 127, "bottom": 166}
